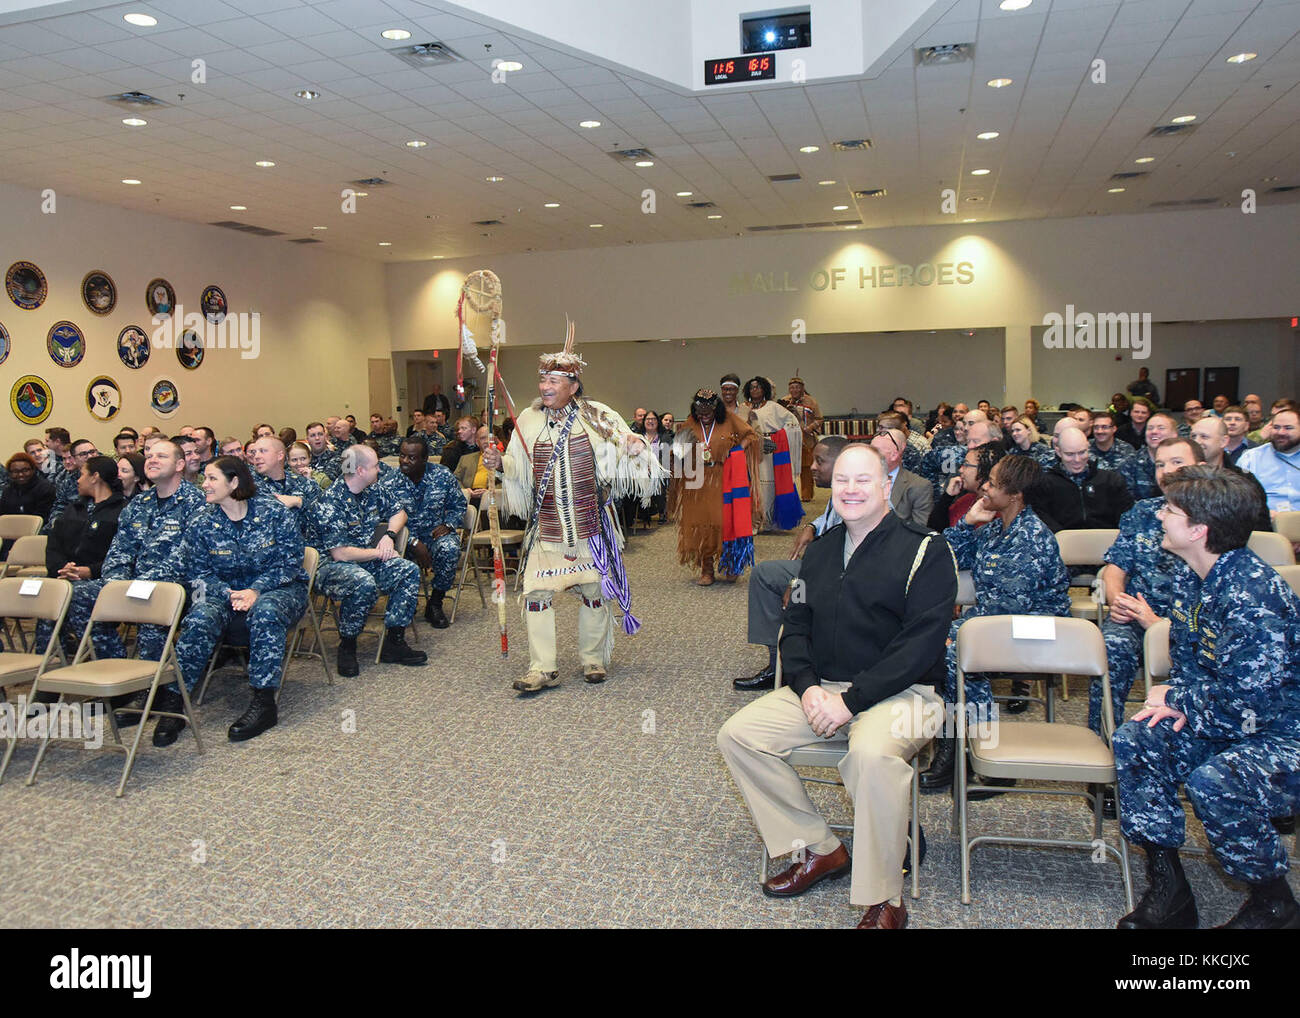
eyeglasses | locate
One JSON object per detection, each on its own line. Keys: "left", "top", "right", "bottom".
{"left": 874, "top": 430, "right": 900, "bottom": 452}
{"left": 1155, "top": 505, "right": 1188, "bottom": 520}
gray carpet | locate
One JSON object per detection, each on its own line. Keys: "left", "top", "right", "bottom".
{"left": 2, "top": 505, "right": 1293, "bottom": 928}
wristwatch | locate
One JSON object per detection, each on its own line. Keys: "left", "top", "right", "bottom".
{"left": 385, "top": 530, "right": 399, "bottom": 542}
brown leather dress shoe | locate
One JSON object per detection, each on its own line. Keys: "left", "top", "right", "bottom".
{"left": 856, "top": 901, "right": 908, "bottom": 929}
{"left": 761, "top": 844, "right": 851, "bottom": 898}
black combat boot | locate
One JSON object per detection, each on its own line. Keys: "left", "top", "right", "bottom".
{"left": 1117, "top": 845, "right": 1198, "bottom": 929}
{"left": 919, "top": 737, "right": 956, "bottom": 791}
{"left": 380, "top": 628, "right": 427, "bottom": 666}
{"left": 424, "top": 590, "right": 450, "bottom": 629}
{"left": 1217, "top": 876, "right": 1300, "bottom": 929}
{"left": 228, "top": 688, "right": 278, "bottom": 742}
{"left": 337, "top": 635, "right": 359, "bottom": 678}
{"left": 151, "top": 687, "right": 189, "bottom": 748}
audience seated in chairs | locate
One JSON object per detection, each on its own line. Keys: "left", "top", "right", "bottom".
{"left": 718, "top": 443, "right": 957, "bottom": 930}
{"left": 2, "top": 453, "right": 56, "bottom": 552}
{"left": 921, "top": 454, "right": 1071, "bottom": 793}
{"left": 389, "top": 437, "right": 467, "bottom": 629}
{"left": 1037, "top": 427, "right": 1133, "bottom": 530}
{"left": 927, "top": 441, "right": 1006, "bottom": 531}
{"left": 153, "top": 456, "right": 309, "bottom": 746}
{"left": 312, "top": 444, "right": 426, "bottom": 677}
{"left": 248, "top": 436, "right": 320, "bottom": 537}
{"left": 1114, "top": 465, "right": 1300, "bottom": 930}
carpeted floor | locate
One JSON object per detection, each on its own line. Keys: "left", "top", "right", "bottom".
{"left": 2, "top": 500, "right": 1293, "bottom": 928}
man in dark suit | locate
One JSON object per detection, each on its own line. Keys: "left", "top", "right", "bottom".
{"left": 870, "top": 428, "right": 934, "bottom": 527}
{"left": 718, "top": 443, "right": 957, "bottom": 930}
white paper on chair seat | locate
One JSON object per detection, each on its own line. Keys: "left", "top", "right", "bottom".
{"left": 1012, "top": 615, "right": 1056, "bottom": 641}
{"left": 19, "top": 578, "right": 43, "bottom": 596}
{"left": 126, "top": 580, "right": 157, "bottom": 601}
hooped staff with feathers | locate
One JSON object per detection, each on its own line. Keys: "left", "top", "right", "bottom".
{"left": 480, "top": 319, "right": 667, "bottom": 695}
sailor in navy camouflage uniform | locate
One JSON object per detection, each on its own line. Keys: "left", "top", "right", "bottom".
{"left": 1114, "top": 466, "right": 1300, "bottom": 930}
{"left": 248, "top": 436, "right": 319, "bottom": 538}
{"left": 72, "top": 440, "right": 205, "bottom": 665}
{"left": 388, "top": 436, "right": 466, "bottom": 629}
{"left": 1093, "top": 438, "right": 1206, "bottom": 736}
{"left": 1090, "top": 412, "right": 1136, "bottom": 472}
{"left": 941, "top": 455, "right": 1071, "bottom": 708}
{"left": 1119, "top": 412, "right": 1177, "bottom": 501}
{"left": 153, "top": 457, "right": 308, "bottom": 745}
{"left": 314, "top": 444, "right": 426, "bottom": 677}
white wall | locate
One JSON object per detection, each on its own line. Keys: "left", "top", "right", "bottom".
{"left": 0, "top": 180, "right": 392, "bottom": 455}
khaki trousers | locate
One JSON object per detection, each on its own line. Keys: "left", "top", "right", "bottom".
{"left": 717, "top": 680, "right": 940, "bottom": 907}
{"left": 524, "top": 581, "right": 612, "bottom": 673}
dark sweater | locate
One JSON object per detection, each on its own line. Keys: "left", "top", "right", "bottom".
{"left": 780, "top": 513, "right": 957, "bottom": 715}
{"left": 1035, "top": 463, "right": 1133, "bottom": 531}
{"left": 44, "top": 493, "right": 127, "bottom": 578}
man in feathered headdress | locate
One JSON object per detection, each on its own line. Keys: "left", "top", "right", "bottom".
{"left": 482, "top": 340, "right": 667, "bottom": 693}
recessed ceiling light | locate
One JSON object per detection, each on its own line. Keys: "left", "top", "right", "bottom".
{"left": 312, "top": 226, "right": 327, "bottom": 231}
{"left": 121, "top": 178, "right": 141, "bottom": 185}
{"left": 999, "top": 0, "right": 1031, "bottom": 9}
{"left": 405, "top": 140, "right": 427, "bottom": 148}
{"left": 495, "top": 60, "right": 523, "bottom": 72}
{"left": 485, "top": 175, "right": 504, "bottom": 182}
{"left": 255, "top": 160, "right": 275, "bottom": 168}
{"left": 798, "top": 145, "right": 820, "bottom": 153}
{"left": 832, "top": 204, "right": 849, "bottom": 211}
{"left": 381, "top": 29, "right": 411, "bottom": 40}
{"left": 579, "top": 120, "right": 601, "bottom": 128}
{"left": 1107, "top": 187, "right": 1125, "bottom": 193}
{"left": 817, "top": 179, "right": 836, "bottom": 186}
{"left": 986, "top": 77, "right": 1014, "bottom": 88}
{"left": 379, "top": 241, "right": 392, "bottom": 246}
{"left": 843, "top": 224, "right": 857, "bottom": 229}
{"left": 634, "top": 160, "right": 654, "bottom": 167}
{"left": 976, "top": 131, "right": 999, "bottom": 140}
{"left": 431, "top": 255, "right": 445, "bottom": 260}
{"left": 964, "top": 195, "right": 984, "bottom": 202}
{"left": 1226, "top": 52, "right": 1257, "bottom": 64}
{"left": 1135, "top": 156, "right": 1155, "bottom": 164}
{"left": 1171, "top": 114, "right": 1197, "bottom": 124}
{"left": 971, "top": 168, "right": 990, "bottom": 175}
{"left": 707, "top": 214, "right": 722, "bottom": 219}
{"left": 589, "top": 223, "right": 603, "bottom": 228}
{"left": 295, "top": 89, "right": 319, "bottom": 100}
{"left": 229, "top": 204, "right": 247, "bottom": 210}
{"left": 123, "top": 13, "right": 157, "bottom": 27}
{"left": 122, "top": 117, "right": 147, "bottom": 127}
{"left": 543, "top": 202, "right": 560, "bottom": 208}
{"left": 675, "top": 191, "right": 693, "bottom": 197}
{"left": 962, "top": 218, "right": 977, "bottom": 222}
{"left": 354, "top": 191, "right": 368, "bottom": 197}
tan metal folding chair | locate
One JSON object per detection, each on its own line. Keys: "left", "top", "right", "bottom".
{"left": 1247, "top": 530, "right": 1296, "bottom": 567}
{"left": 0, "top": 514, "right": 43, "bottom": 564}
{"left": 1275, "top": 564, "right": 1300, "bottom": 598}
{"left": 464, "top": 505, "right": 525, "bottom": 592}
{"left": 757, "top": 626, "right": 925, "bottom": 900}
{"left": 26, "top": 580, "right": 196, "bottom": 797}
{"left": 955, "top": 614, "right": 1133, "bottom": 908}
{"left": 195, "top": 546, "right": 330, "bottom": 705}
{"left": 1055, "top": 529, "right": 1119, "bottom": 701}
{"left": 3, "top": 535, "right": 47, "bottom": 578}
{"left": 0, "top": 577, "right": 73, "bottom": 783}
{"left": 1274, "top": 512, "right": 1300, "bottom": 547}
{"left": 448, "top": 504, "right": 487, "bottom": 623}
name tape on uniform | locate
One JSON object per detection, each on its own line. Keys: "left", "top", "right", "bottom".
{"left": 19, "top": 578, "right": 44, "bottom": 596}
{"left": 1011, "top": 615, "right": 1056, "bottom": 641}
{"left": 126, "top": 580, "right": 157, "bottom": 601}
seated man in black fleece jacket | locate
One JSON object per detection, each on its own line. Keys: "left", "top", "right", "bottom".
{"left": 718, "top": 443, "right": 957, "bottom": 930}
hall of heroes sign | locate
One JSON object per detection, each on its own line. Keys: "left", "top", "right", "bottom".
{"left": 729, "top": 261, "right": 976, "bottom": 295}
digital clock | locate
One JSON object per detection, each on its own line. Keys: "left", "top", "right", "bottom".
{"left": 704, "top": 53, "right": 776, "bottom": 86}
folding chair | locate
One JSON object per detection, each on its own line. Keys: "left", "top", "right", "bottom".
{"left": 2, "top": 535, "right": 47, "bottom": 578}
{"left": 448, "top": 504, "right": 487, "bottom": 623}
{"left": 1247, "top": 531, "right": 1296, "bottom": 567}
{"left": 757, "top": 627, "right": 926, "bottom": 900}
{"left": 0, "top": 577, "right": 73, "bottom": 783}
{"left": 955, "top": 614, "right": 1133, "bottom": 909}
{"left": 195, "top": 547, "right": 331, "bottom": 705}
{"left": 26, "top": 580, "right": 196, "bottom": 797}
{"left": 1274, "top": 512, "right": 1300, "bottom": 547}
{"left": 1275, "top": 564, "right": 1300, "bottom": 598}
{"left": 957, "top": 570, "right": 1056, "bottom": 720}
{"left": 0, "top": 514, "right": 43, "bottom": 567}
{"left": 462, "top": 504, "right": 524, "bottom": 595}
{"left": 1055, "top": 529, "right": 1120, "bottom": 701}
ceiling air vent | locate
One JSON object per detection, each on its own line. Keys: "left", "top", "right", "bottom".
{"left": 854, "top": 188, "right": 887, "bottom": 198}
{"left": 104, "top": 91, "right": 169, "bottom": 108}
{"left": 208, "top": 220, "right": 286, "bottom": 237}
{"left": 686, "top": 200, "right": 717, "bottom": 209}
{"left": 746, "top": 220, "right": 860, "bottom": 232}
{"left": 1148, "top": 197, "right": 1220, "bottom": 208}
{"left": 832, "top": 139, "right": 872, "bottom": 152}
{"left": 391, "top": 42, "right": 464, "bottom": 68}
{"left": 473, "top": 219, "right": 503, "bottom": 226}
{"left": 916, "top": 44, "right": 973, "bottom": 66}
{"left": 767, "top": 173, "right": 801, "bottom": 182}
{"left": 1147, "top": 124, "right": 1197, "bottom": 138}
{"left": 348, "top": 177, "right": 390, "bottom": 188}
{"left": 609, "top": 148, "right": 655, "bottom": 162}
{"left": 1268, "top": 185, "right": 1300, "bottom": 194}
{"left": 1110, "top": 172, "right": 1149, "bottom": 181}
{"left": 288, "top": 238, "right": 322, "bottom": 244}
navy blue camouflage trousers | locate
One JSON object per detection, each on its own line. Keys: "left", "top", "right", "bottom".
{"left": 316, "top": 557, "right": 419, "bottom": 636}
{"left": 170, "top": 585, "right": 307, "bottom": 693}
{"left": 1114, "top": 719, "right": 1300, "bottom": 884}
{"left": 1090, "top": 617, "right": 1143, "bottom": 735}
{"left": 36, "top": 579, "right": 168, "bottom": 662}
